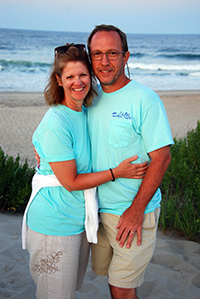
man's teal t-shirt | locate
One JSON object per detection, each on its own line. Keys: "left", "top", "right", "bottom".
{"left": 27, "top": 104, "right": 91, "bottom": 236}
{"left": 87, "top": 80, "right": 174, "bottom": 216}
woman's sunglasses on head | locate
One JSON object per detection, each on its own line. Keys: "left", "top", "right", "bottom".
{"left": 54, "top": 43, "right": 86, "bottom": 53}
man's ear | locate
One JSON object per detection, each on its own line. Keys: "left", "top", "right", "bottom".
{"left": 56, "top": 74, "right": 62, "bottom": 87}
{"left": 124, "top": 51, "right": 130, "bottom": 67}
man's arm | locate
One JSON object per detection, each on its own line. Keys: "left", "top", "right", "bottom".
{"left": 116, "top": 145, "right": 171, "bottom": 248}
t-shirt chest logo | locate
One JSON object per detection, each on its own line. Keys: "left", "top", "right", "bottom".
{"left": 112, "top": 111, "right": 132, "bottom": 120}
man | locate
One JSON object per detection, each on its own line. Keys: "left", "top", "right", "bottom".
{"left": 87, "top": 24, "right": 174, "bottom": 299}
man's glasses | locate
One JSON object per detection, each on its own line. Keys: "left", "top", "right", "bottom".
{"left": 55, "top": 43, "right": 86, "bottom": 53}
{"left": 90, "top": 50, "right": 125, "bottom": 61}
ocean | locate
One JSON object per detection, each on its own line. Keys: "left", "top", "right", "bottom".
{"left": 0, "top": 28, "right": 200, "bottom": 92}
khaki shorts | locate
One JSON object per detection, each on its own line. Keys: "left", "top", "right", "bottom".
{"left": 91, "top": 208, "right": 160, "bottom": 289}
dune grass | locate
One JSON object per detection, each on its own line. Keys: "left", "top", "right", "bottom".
{"left": 0, "top": 148, "right": 34, "bottom": 213}
{"left": 160, "top": 120, "right": 200, "bottom": 242}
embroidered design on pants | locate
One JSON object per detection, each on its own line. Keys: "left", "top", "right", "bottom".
{"left": 31, "top": 251, "right": 63, "bottom": 275}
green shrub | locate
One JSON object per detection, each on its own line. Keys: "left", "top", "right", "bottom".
{"left": 160, "top": 120, "right": 200, "bottom": 242}
{"left": 0, "top": 147, "right": 35, "bottom": 213}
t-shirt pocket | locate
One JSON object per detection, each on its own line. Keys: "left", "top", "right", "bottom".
{"left": 108, "top": 121, "right": 132, "bottom": 148}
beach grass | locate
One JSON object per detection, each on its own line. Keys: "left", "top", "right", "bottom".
{"left": 160, "top": 120, "right": 200, "bottom": 242}
{"left": 0, "top": 148, "right": 34, "bottom": 213}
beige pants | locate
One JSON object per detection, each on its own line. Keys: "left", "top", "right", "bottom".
{"left": 27, "top": 228, "right": 90, "bottom": 299}
{"left": 92, "top": 208, "right": 160, "bottom": 289}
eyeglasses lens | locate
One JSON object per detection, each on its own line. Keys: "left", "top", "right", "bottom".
{"left": 91, "top": 51, "right": 123, "bottom": 61}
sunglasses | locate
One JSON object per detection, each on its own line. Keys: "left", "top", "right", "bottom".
{"left": 54, "top": 43, "right": 86, "bottom": 53}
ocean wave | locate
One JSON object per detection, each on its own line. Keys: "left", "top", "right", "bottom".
{"left": 128, "top": 62, "right": 200, "bottom": 72}
{"left": 129, "top": 52, "right": 145, "bottom": 58}
{"left": 158, "top": 47, "right": 180, "bottom": 53}
{"left": 157, "top": 53, "right": 200, "bottom": 60}
{"left": 188, "top": 72, "right": 200, "bottom": 77}
{"left": 128, "top": 52, "right": 200, "bottom": 60}
{"left": 0, "top": 59, "right": 51, "bottom": 71}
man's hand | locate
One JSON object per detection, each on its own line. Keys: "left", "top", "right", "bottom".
{"left": 115, "top": 145, "right": 171, "bottom": 249}
{"left": 116, "top": 204, "right": 144, "bottom": 248}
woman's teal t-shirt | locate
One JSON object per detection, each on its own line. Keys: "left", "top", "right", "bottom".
{"left": 27, "top": 104, "right": 91, "bottom": 236}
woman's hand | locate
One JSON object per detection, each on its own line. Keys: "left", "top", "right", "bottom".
{"left": 113, "top": 155, "right": 148, "bottom": 179}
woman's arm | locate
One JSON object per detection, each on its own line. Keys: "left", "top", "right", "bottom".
{"left": 49, "top": 156, "right": 148, "bottom": 191}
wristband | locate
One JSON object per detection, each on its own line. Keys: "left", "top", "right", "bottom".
{"left": 109, "top": 168, "right": 115, "bottom": 182}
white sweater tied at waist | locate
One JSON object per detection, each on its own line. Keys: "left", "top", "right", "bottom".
{"left": 22, "top": 173, "right": 99, "bottom": 249}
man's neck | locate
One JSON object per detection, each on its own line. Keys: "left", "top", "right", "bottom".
{"left": 101, "top": 76, "right": 131, "bottom": 93}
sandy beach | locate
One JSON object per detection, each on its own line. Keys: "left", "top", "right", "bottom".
{"left": 0, "top": 91, "right": 200, "bottom": 298}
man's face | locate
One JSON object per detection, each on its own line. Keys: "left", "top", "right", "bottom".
{"left": 90, "top": 31, "right": 129, "bottom": 93}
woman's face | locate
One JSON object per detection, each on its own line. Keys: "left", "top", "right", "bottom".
{"left": 57, "top": 61, "right": 91, "bottom": 111}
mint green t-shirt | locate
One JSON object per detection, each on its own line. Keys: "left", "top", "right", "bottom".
{"left": 87, "top": 80, "right": 174, "bottom": 216}
{"left": 27, "top": 104, "right": 91, "bottom": 236}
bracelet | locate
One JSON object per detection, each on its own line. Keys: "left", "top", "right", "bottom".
{"left": 109, "top": 168, "right": 115, "bottom": 182}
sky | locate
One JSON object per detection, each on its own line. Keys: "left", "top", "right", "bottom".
{"left": 0, "top": 0, "right": 200, "bottom": 34}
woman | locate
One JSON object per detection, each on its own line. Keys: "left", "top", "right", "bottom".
{"left": 23, "top": 43, "right": 147, "bottom": 299}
